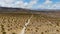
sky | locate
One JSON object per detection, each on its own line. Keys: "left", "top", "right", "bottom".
{"left": 0, "top": 0, "right": 60, "bottom": 9}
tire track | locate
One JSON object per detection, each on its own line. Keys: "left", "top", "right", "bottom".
{"left": 20, "top": 15, "right": 33, "bottom": 34}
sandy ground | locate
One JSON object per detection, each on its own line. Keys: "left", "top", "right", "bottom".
{"left": 0, "top": 13, "right": 60, "bottom": 34}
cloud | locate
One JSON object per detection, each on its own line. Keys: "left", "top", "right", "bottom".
{"left": 24, "top": 0, "right": 38, "bottom": 9}
{"left": 44, "top": 0, "right": 52, "bottom": 4}
{"left": 0, "top": 0, "right": 17, "bottom": 7}
{"left": 38, "top": 0, "right": 53, "bottom": 9}
{"left": 0, "top": 0, "right": 38, "bottom": 9}
{"left": 51, "top": 3, "right": 60, "bottom": 9}
{"left": 13, "top": 0, "right": 27, "bottom": 8}
{"left": 38, "top": 0, "right": 60, "bottom": 9}
{"left": 0, "top": 0, "right": 60, "bottom": 9}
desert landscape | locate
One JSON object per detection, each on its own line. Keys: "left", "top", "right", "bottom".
{"left": 0, "top": 7, "right": 60, "bottom": 34}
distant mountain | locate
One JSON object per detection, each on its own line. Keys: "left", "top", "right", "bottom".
{"left": 0, "top": 7, "right": 31, "bottom": 13}
{"left": 0, "top": 7, "right": 60, "bottom": 14}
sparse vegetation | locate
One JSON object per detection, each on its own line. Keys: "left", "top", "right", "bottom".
{"left": 0, "top": 12, "right": 60, "bottom": 34}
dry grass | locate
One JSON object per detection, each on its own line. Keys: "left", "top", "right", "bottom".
{"left": 0, "top": 13, "right": 60, "bottom": 34}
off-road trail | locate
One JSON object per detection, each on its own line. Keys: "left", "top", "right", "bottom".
{"left": 20, "top": 15, "right": 33, "bottom": 34}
